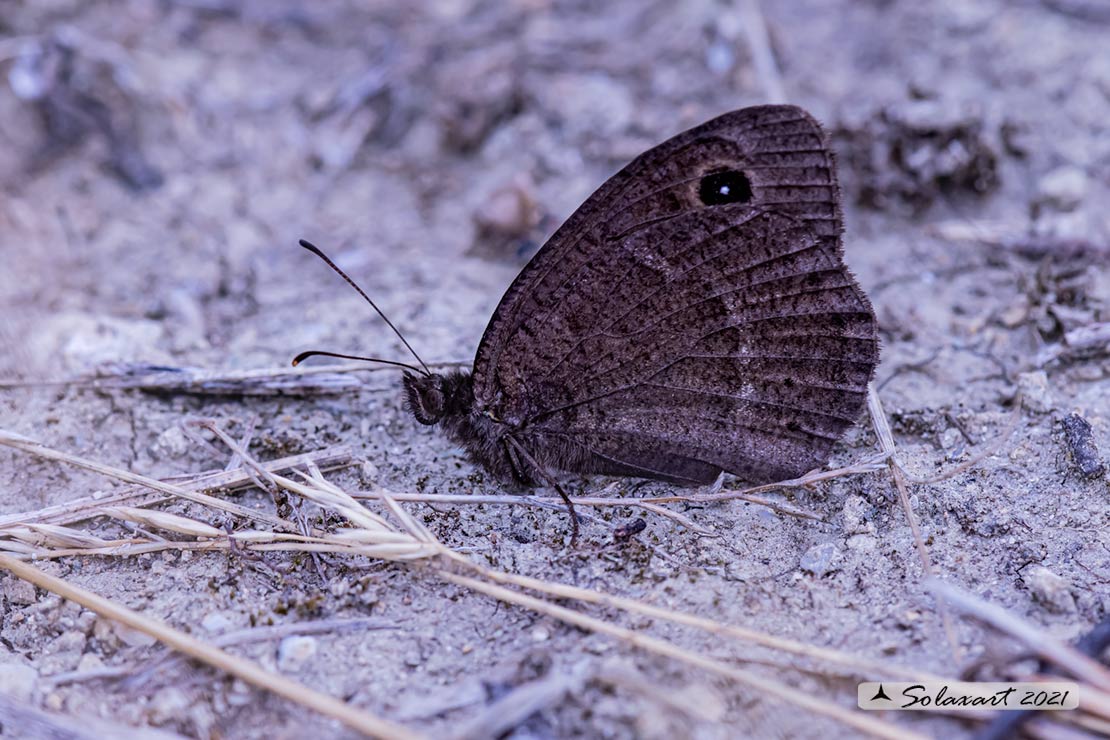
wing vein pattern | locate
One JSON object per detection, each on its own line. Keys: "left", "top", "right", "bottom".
{"left": 472, "top": 105, "right": 879, "bottom": 484}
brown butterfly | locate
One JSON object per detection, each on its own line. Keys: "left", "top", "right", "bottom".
{"left": 296, "top": 105, "right": 880, "bottom": 539}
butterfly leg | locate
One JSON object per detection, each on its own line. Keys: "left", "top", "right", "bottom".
{"left": 504, "top": 434, "right": 580, "bottom": 544}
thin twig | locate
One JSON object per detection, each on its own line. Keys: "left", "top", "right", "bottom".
{"left": 904, "top": 399, "right": 1023, "bottom": 484}
{"left": 0, "top": 446, "right": 352, "bottom": 530}
{"left": 47, "top": 617, "right": 398, "bottom": 688}
{"left": 927, "top": 579, "right": 1110, "bottom": 692}
{"left": 0, "top": 555, "right": 422, "bottom": 740}
{"left": 442, "top": 572, "right": 924, "bottom": 740}
{"left": 0, "top": 429, "right": 303, "bottom": 533}
{"left": 449, "top": 670, "right": 584, "bottom": 740}
{"left": 352, "top": 489, "right": 715, "bottom": 534}
{"left": 450, "top": 561, "right": 940, "bottom": 683}
{"left": 198, "top": 420, "right": 328, "bottom": 579}
{"left": 0, "top": 692, "right": 188, "bottom": 740}
{"left": 225, "top": 416, "right": 258, "bottom": 472}
{"left": 867, "top": 385, "right": 961, "bottom": 662}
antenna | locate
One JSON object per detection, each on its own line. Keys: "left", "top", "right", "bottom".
{"left": 295, "top": 239, "right": 431, "bottom": 376}
{"left": 291, "top": 350, "right": 427, "bottom": 374}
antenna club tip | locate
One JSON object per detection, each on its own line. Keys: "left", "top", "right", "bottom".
{"left": 291, "top": 358, "right": 301, "bottom": 367}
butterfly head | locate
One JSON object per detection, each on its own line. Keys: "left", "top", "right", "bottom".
{"left": 403, "top": 370, "right": 474, "bottom": 426}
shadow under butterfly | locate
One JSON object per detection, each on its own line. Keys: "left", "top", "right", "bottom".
{"left": 294, "top": 105, "right": 880, "bottom": 541}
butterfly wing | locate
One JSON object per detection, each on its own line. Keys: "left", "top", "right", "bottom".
{"left": 471, "top": 105, "right": 879, "bottom": 484}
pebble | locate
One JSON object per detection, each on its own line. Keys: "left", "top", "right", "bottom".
{"left": 76, "top": 653, "right": 105, "bottom": 672}
{"left": 1016, "top": 371, "right": 1054, "bottom": 413}
{"left": 940, "top": 427, "right": 964, "bottom": 451}
{"left": 0, "top": 661, "right": 38, "bottom": 702}
{"left": 92, "top": 618, "right": 116, "bottom": 644}
{"left": 1023, "top": 565, "right": 1076, "bottom": 613}
{"left": 847, "top": 534, "right": 878, "bottom": 552}
{"left": 226, "top": 679, "right": 253, "bottom": 707}
{"left": 1038, "top": 165, "right": 1088, "bottom": 211}
{"left": 841, "top": 495, "right": 875, "bottom": 536}
{"left": 800, "top": 542, "right": 841, "bottom": 577}
{"left": 277, "top": 635, "right": 318, "bottom": 672}
{"left": 50, "top": 630, "right": 88, "bottom": 656}
{"left": 148, "top": 687, "right": 191, "bottom": 725}
{"left": 200, "top": 611, "right": 236, "bottom": 634}
{"left": 150, "top": 426, "right": 191, "bottom": 460}
{"left": 44, "top": 691, "right": 63, "bottom": 711}
{"left": 545, "top": 73, "right": 634, "bottom": 138}
{"left": 33, "top": 313, "right": 170, "bottom": 372}
{"left": 113, "top": 623, "right": 157, "bottom": 648}
{"left": 3, "top": 576, "right": 37, "bottom": 605}
{"left": 403, "top": 648, "right": 423, "bottom": 668}
{"left": 329, "top": 578, "right": 350, "bottom": 598}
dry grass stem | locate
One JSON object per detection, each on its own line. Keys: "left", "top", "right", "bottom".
{"left": 1, "top": 427, "right": 961, "bottom": 738}
{"left": 904, "top": 398, "right": 1023, "bottom": 484}
{"left": 928, "top": 579, "right": 1110, "bottom": 693}
{"left": 453, "top": 562, "right": 941, "bottom": 683}
{"left": 353, "top": 489, "right": 717, "bottom": 533}
{"left": 867, "top": 385, "right": 961, "bottom": 661}
{"left": 0, "top": 691, "right": 187, "bottom": 740}
{"left": 442, "top": 572, "right": 924, "bottom": 740}
{"left": 0, "top": 429, "right": 301, "bottom": 532}
{"left": 0, "top": 445, "right": 352, "bottom": 529}
{"left": 349, "top": 452, "right": 900, "bottom": 527}
{"left": 0, "top": 554, "right": 423, "bottom": 740}
{"left": 449, "top": 671, "right": 583, "bottom": 740}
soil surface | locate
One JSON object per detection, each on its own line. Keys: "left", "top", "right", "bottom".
{"left": 2, "top": 2, "right": 1109, "bottom": 738}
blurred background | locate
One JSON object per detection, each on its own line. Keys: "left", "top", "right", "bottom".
{"left": 2, "top": 2, "right": 1109, "bottom": 738}
{"left": 2, "top": 0, "right": 1107, "bottom": 384}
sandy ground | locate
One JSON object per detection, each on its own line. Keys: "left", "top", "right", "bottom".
{"left": 1, "top": 1, "right": 1108, "bottom": 738}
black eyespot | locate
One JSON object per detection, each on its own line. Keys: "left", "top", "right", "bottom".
{"left": 698, "top": 170, "right": 753, "bottom": 205}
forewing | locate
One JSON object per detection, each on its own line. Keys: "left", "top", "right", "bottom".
{"left": 472, "top": 105, "right": 879, "bottom": 483}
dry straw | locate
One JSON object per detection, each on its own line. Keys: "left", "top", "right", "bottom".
{"left": 0, "top": 398, "right": 1098, "bottom": 740}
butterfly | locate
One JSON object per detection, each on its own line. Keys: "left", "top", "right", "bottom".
{"left": 295, "top": 105, "right": 880, "bottom": 539}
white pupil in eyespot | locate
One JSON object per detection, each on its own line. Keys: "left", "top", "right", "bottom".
{"left": 720, "top": 185, "right": 730, "bottom": 195}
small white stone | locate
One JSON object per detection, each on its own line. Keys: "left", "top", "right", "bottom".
{"left": 49, "top": 630, "right": 87, "bottom": 656}
{"left": 800, "top": 542, "right": 841, "bottom": 577}
{"left": 1024, "top": 565, "right": 1076, "bottom": 613}
{"left": 114, "top": 623, "right": 157, "bottom": 648}
{"left": 148, "top": 687, "right": 191, "bottom": 725}
{"left": 151, "top": 426, "right": 190, "bottom": 459}
{"left": 1016, "top": 371, "right": 1054, "bottom": 413}
{"left": 200, "top": 611, "right": 236, "bottom": 634}
{"left": 1038, "top": 165, "right": 1088, "bottom": 211}
{"left": 841, "top": 495, "right": 875, "bottom": 536}
{"left": 76, "top": 653, "right": 105, "bottom": 672}
{"left": 277, "top": 635, "right": 318, "bottom": 673}
{"left": 43, "top": 691, "right": 63, "bottom": 711}
{"left": 847, "top": 534, "right": 878, "bottom": 552}
{"left": 227, "top": 679, "right": 253, "bottom": 707}
{"left": 530, "top": 626, "right": 551, "bottom": 642}
{"left": 0, "top": 662, "right": 38, "bottom": 702}
{"left": 940, "top": 427, "right": 964, "bottom": 450}
{"left": 3, "top": 577, "right": 37, "bottom": 605}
